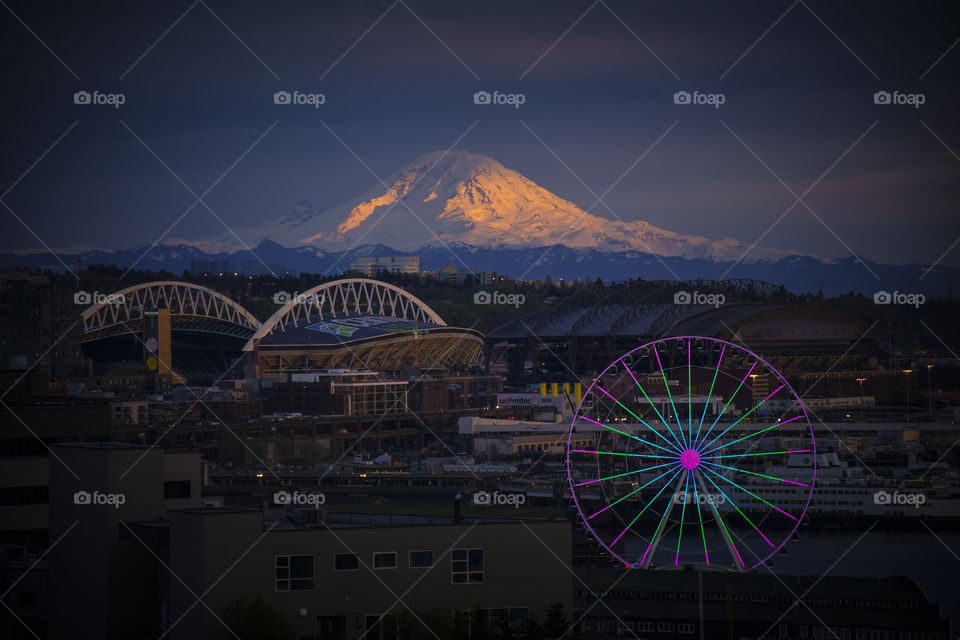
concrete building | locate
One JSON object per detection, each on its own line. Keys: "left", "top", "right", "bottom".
{"left": 41, "top": 440, "right": 572, "bottom": 640}
{"left": 46, "top": 443, "right": 202, "bottom": 640}
{"left": 576, "top": 568, "right": 951, "bottom": 639}
{"left": 349, "top": 256, "right": 420, "bottom": 276}
{"left": 165, "top": 513, "right": 572, "bottom": 640}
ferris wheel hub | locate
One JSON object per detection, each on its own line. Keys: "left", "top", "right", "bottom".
{"left": 680, "top": 449, "right": 701, "bottom": 470}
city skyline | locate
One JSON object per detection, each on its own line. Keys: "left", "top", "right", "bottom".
{"left": 3, "top": 3, "right": 960, "bottom": 640}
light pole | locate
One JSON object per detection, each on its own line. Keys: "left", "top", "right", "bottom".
{"left": 903, "top": 370, "right": 913, "bottom": 423}
{"left": 927, "top": 364, "right": 934, "bottom": 419}
{"left": 856, "top": 377, "right": 866, "bottom": 420}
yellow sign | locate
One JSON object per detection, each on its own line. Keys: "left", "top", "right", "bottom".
{"left": 146, "top": 356, "right": 159, "bottom": 371}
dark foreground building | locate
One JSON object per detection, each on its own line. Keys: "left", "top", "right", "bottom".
{"left": 576, "top": 568, "right": 950, "bottom": 640}
{"left": 21, "top": 443, "right": 952, "bottom": 640}
{"left": 43, "top": 443, "right": 572, "bottom": 640}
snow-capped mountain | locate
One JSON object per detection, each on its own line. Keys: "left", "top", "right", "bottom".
{"left": 174, "top": 150, "right": 803, "bottom": 263}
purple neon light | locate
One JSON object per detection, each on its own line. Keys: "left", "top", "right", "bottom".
{"left": 565, "top": 336, "right": 817, "bottom": 573}
{"left": 680, "top": 449, "right": 701, "bottom": 469}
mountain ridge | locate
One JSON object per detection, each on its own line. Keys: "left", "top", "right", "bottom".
{"left": 171, "top": 150, "right": 809, "bottom": 263}
{"left": 3, "top": 240, "right": 952, "bottom": 298}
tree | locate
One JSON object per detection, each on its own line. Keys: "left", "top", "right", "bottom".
{"left": 541, "top": 602, "right": 569, "bottom": 639}
{"left": 222, "top": 593, "right": 296, "bottom": 640}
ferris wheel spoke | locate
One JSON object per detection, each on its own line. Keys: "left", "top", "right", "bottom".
{"left": 569, "top": 337, "right": 816, "bottom": 573}
{"left": 693, "top": 344, "right": 725, "bottom": 449}
{"left": 624, "top": 364, "right": 686, "bottom": 451}
{"left": 640, "top": 469, "right": 687, "bottom": 567}
{"left": 570, "top": 450, "right": 675, "bottom": 460}
{"left": 703, "top": 449, "right": 810, "bottom": 460}
{"left": 594, "top": 386, "right": 684, "bottom": 453}
{"left": 653, "top": 347, "right": 686, "bottom": 446}
{"left": 574, "top": 460, "right": 679, "bottom": 487}
{"left": 578, "top": 416, "right": 679, "bottom": 455}
{"left": 587, "top": 464, "right": 682, "bottom": 519}
{"left": 675, "top": 470, "right": 691, "bottom": 566}
{"left": 698, "top": 384, "right": 785, "bottom": 452}
{"left": 695, "top": 469, "right": 745, "bottom": 570}
{"left": 700, "top": 465, "right": 797, "bottom": 520}
{"left": 686, "top": 341, "right": 693, "bottom": 447}
{"left": 694, "top": 361, "right": 757, "bottom": 450}
{"left": 609, "top": 466, "right": 684, "bottom": 546}
{"left": 699, "top": 469, "right": 776, "bottom": 548}
{"left": 700, "top": 459, "right": 809, "bottom": 487}
{"left": 699, "top": 415, "right": 804, "bottom": 457}
{"left": 691, "top": 471, "right": 710, "bottom": 565}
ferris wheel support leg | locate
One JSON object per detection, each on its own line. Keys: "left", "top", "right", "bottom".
{"left": 640, "top": 471, "right": 687, "bottom": 569}
{"left": 696, "top": 469, "right": 744, "bottom": 572}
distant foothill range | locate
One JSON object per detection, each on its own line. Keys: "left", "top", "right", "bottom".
{"left": 3, "top": 150, "right": 955, "bottom": 296}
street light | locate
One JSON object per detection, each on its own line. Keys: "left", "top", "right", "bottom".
{"left": 927, "top": 364, "right": 934, "bottom": 419}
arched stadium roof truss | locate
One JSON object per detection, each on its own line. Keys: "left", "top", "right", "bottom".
{"left": 80, "top": 281, "right": 262, "bottom": 341}
{"left": 244, "top": 278, "right": 446, "bottom": 351}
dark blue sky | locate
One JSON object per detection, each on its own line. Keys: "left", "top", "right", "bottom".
{"left": 2, "top": 0, "right": 959, "bottom": 265}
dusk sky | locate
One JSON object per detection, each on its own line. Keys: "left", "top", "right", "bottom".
{"left": 2, "top": 0, "right": 959, "bottom": 265}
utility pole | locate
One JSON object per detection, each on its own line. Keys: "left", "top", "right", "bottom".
{"left": 903, "top": 369, "right": 913, "bottom": 423}
{"left": 698, "top": 568, "right": 705, "bottom": 640}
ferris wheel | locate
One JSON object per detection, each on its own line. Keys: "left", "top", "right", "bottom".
{"left": 566, "top": 336, "right": 816, "bottom": 572}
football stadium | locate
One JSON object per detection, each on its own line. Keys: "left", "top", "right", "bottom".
{"left": 243, "top": 279, "right": 484, "bottom": 379}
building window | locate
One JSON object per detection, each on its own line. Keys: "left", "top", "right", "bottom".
{"left": 679, "top": 623, "right": 695, "bottom": 634}
{"left": 373, "top": 552, "right": 397, "bottom": 570}
{"left": 410, "top": 550, "right": 434, "bottom": 568}
{"left": 0, "top": 485, "right": 49, "bottom": 505}
{"left": 275, "top": 555, "right": 314, "bottom": 591}
{"left": 163, "top": 480, "right": 191, "bottom": 499}
{"left": 451, "top": 548, "right": 483, "bottom": 584}
{"left": 334, "top": 553, "right": 360, "bottom": 571}
{"left": 658, "top": 622, "right": 676, "bottom": 632}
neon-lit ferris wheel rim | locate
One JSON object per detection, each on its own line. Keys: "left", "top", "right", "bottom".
{"left": 566, "top": 336, "right": 816, "bottom": 572}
